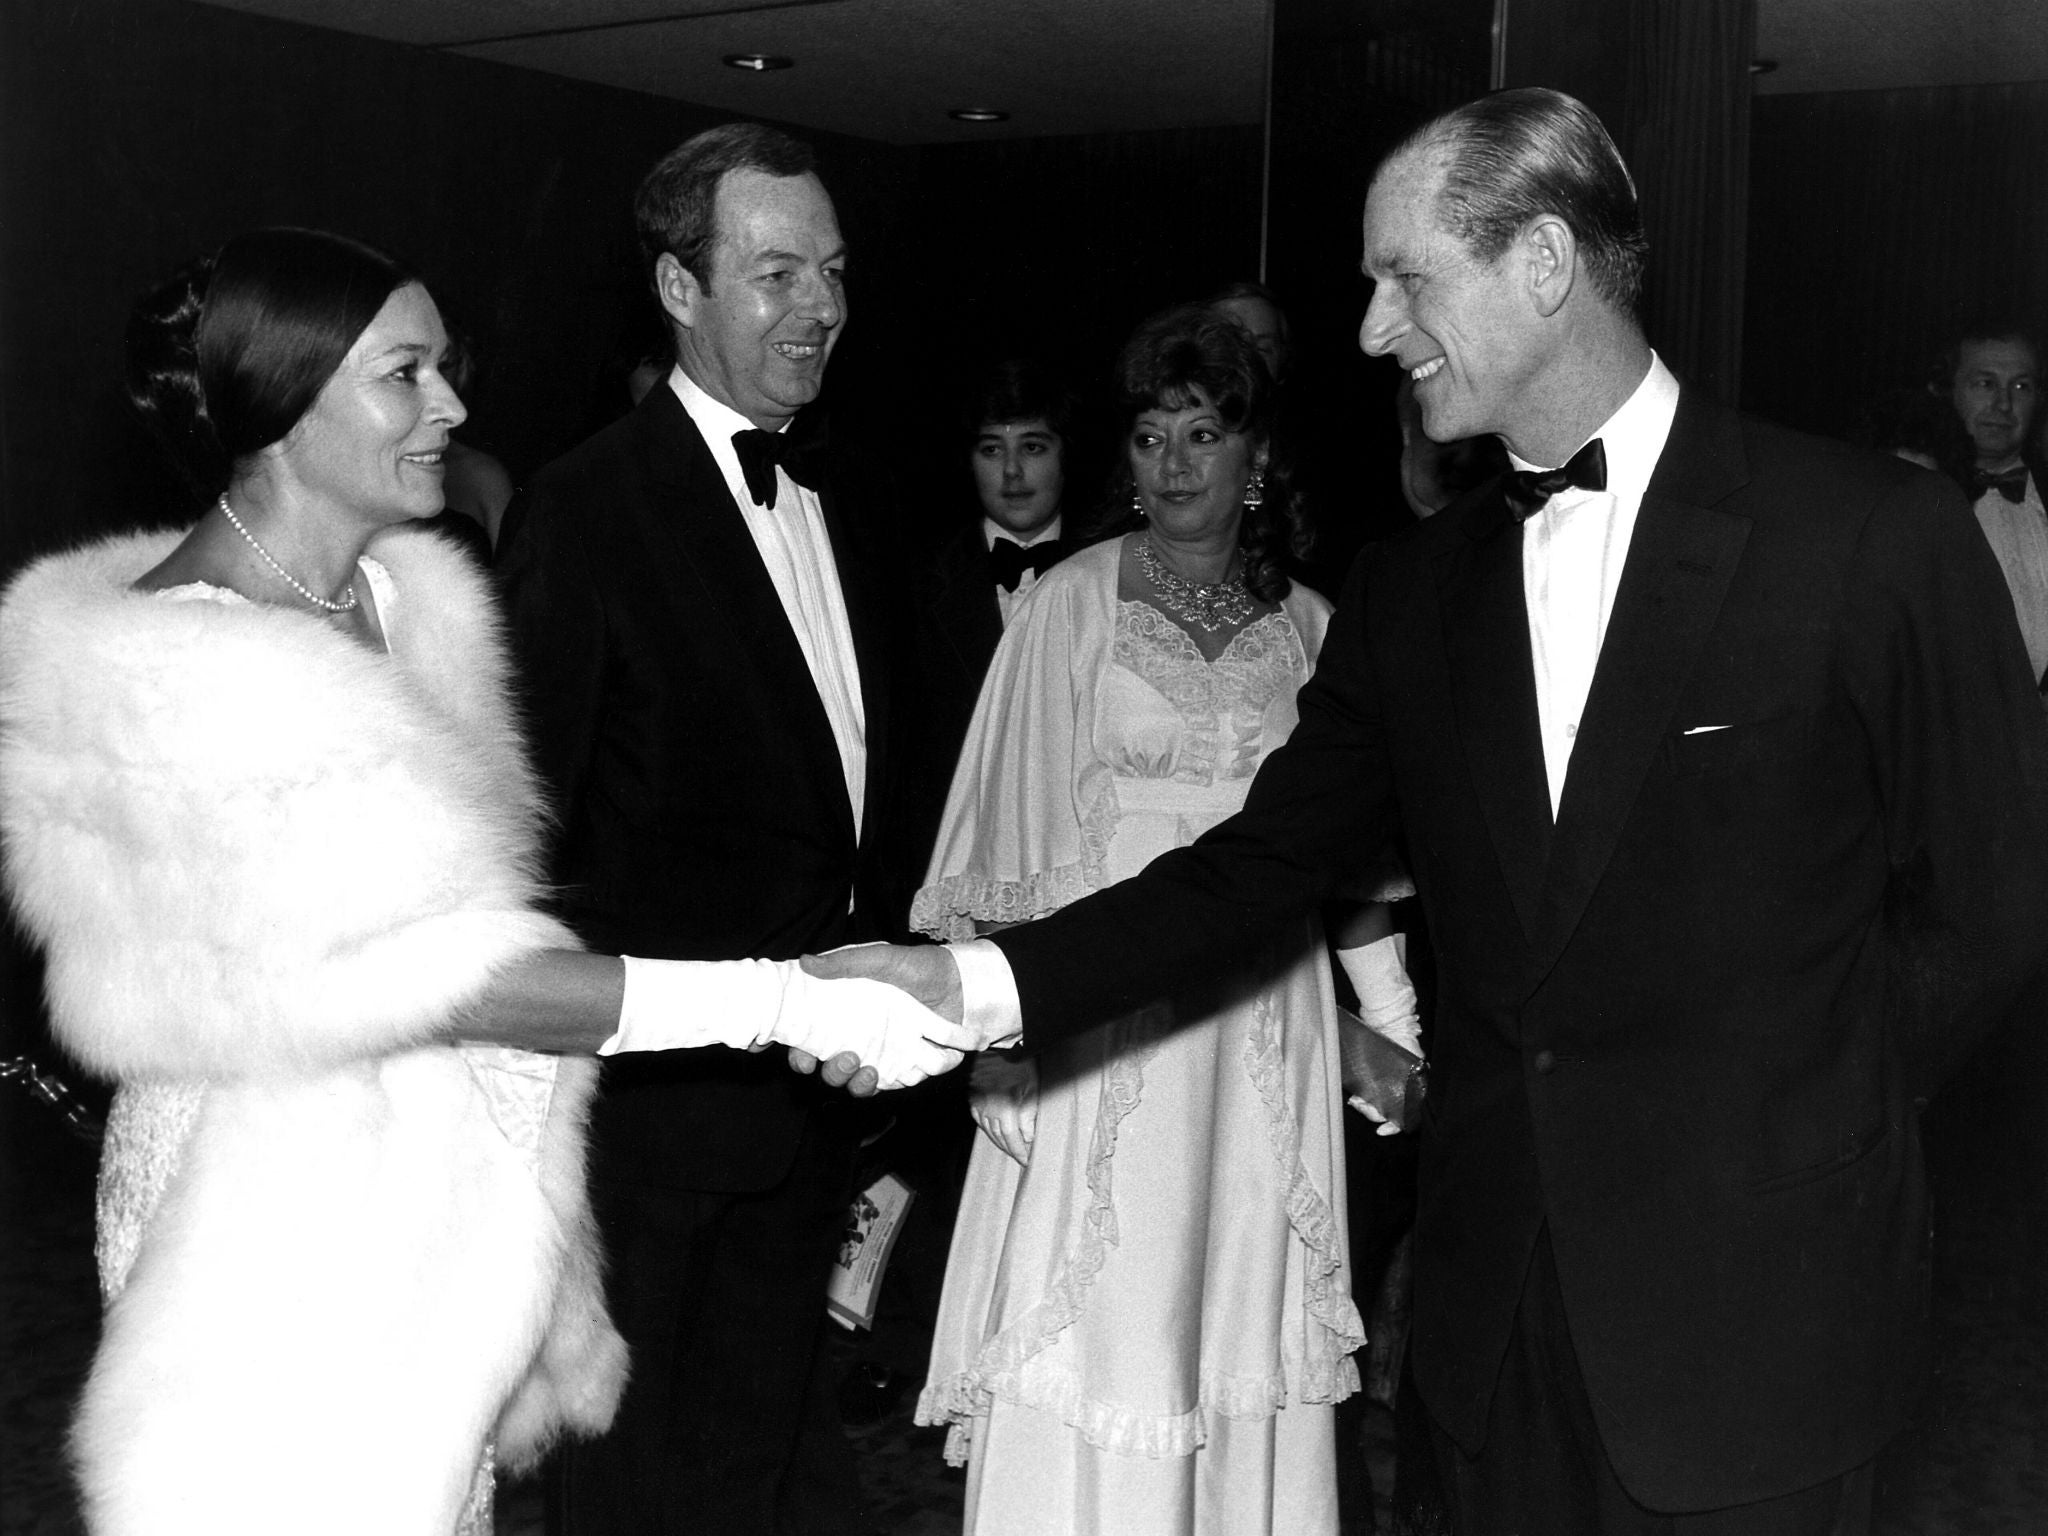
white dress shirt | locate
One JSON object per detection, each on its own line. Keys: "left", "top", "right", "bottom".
{"left": 953, "top": 354, "right": 1683, "bottom": 1041}
{"left": 984, "top": 515, "right": 1063, "bottom": 628}
{"left": 1970, "top": 471, "right": 2048, "bottom": 683}
{"left": 1515, "top": 352, "right": 1680, "bottom": 816}
{"left": 670, "top": 366, "right": 867, "bottom": 837}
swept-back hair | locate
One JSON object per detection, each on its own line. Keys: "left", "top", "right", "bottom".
{"left": 1397, "top": 86, "right": 1648, "bottom": 312}
{"left": 635, "top": 121, "right": 817, "bottom": 292}
{"left": 126, "top": 227, "right": 414, "bottom": 499}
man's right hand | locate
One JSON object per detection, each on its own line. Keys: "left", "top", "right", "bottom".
{"left": 800, "top": 943, "right": 965, "bottom": 1025}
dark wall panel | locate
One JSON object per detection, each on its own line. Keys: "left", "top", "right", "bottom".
{"left": 1744, "top": 83, "right": 2048, "bottom": 440}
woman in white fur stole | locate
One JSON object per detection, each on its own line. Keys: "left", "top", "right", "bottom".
{"left": 0, "top": 229, "right": 972, "bottom": 1536}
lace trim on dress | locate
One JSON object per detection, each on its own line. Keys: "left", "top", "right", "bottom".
{"left": 917, "top": 1010, "right": 1163, "bottom": 1454}
{"left": 918, "top": 1356, "right": 1303, "bottom": 1465}
{"left": 1242, "top": 989, "right": 1367, "bottom": 1402}
{"left": 909, "top": 773, "right": 1123, "bottom": 941}
{"left": 459, "top": 1044, "right": 560, "bottom": 1175}
{"left": 96, "top": 1081, "right": 207, "bottom": 1303}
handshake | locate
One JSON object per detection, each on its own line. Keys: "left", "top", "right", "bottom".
{"left": 601, "top": 943, "right": 976, "bottom": 1095}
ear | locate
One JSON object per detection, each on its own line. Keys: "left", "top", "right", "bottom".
{"left": 1522, "top": 214, "right": 1576, "bottom": 319}
{"left": 1251, "top": 439, "right": 1271, "bottom": 473}
{"left": 654, "top": 253, "right": 701, "bottom": 332}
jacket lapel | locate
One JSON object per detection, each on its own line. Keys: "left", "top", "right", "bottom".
{"left": 1438, "top": 487, "right": 1553, "bottom": 945}
{"left": 929, "top": 520, "right": 1005, "bottom": 682}
{"left": 1534, "top": 394, "right": 1752, "bottom": 963}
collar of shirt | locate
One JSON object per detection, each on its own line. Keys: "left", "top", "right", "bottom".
{"left": 669, "top": 365, "right": 789, "bottom": 514}
{"left": 1505, "top": 351, "right": 1681, "bottom": 507}
{"left": 980, "top": 515, "right": 1063, "bottom": 553}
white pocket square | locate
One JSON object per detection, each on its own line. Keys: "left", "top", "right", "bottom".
{"left": 1682, "top": 724, "right": 1731, "bottom": 735}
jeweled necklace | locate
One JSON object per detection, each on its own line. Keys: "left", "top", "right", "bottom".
{"left": 216, "top": 495, "right": 358, "bottom": 613}
{"left": 1137, "top": 534, "right": 1253, "bottom": 632}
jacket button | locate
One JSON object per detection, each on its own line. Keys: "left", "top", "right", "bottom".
{"left": 1532, "top": 1050, "right": 1556, "bottom": 1074}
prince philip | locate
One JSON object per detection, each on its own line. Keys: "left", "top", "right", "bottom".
{"left": 823, "top": 89, "right": 2048, "bottom": 1533}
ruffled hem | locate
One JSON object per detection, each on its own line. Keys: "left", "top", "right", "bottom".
{"left": 959, "top": 1014, "right": 1160, "bottom": 1381}
{"left": 910, "top": 777, "right": 1123, "bottom": 942}
{"left": 910, "top": 859, "right": 1093, "bottom": 942}
{"left": 917, "top": 1355, "right": 1347, "bottom": 1465}
{"left": 1241, "top": 991, "right": 1368, "bottom": 1368}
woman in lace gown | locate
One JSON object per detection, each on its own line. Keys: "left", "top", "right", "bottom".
{"left": 0, "top": 229, "right": 964, "bottom": 1536}
{"left": 912, "top": 307, "right": 1408, "bottom": 1535}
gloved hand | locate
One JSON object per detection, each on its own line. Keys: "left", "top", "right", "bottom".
{"left": 601, "top": 957, "right": 977, "bottom": 1090}
{"left": 968, "top": 1051, "right": 1038, "bottom": 1165}
{"left": 1338, "top": 933, "right": 1423, "bottom": 1136}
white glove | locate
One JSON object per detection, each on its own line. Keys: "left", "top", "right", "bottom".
{"left": 968, "top": 1052, "right": 1038, "bottom": 1166}
{"left": 1339, "top": 933, "right": 1421, "bottom": 1054}
{"left": 602, "top": 957, "right": 975, "bottom": 1090}
{"left": 1338, "top": 933, "right": 1422, "bottom": 1135}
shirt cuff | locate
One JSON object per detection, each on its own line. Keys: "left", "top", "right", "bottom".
{"left": 948, "top": 938, "right": 1024, "bottom": 1050}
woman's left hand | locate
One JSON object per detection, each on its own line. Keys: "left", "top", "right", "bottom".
{"left": 969, "top": 1052, "right": 1038, "bottom": 1165}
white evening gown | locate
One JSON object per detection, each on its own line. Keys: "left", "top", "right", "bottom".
{"left": 913, "top": 541, "right": 1363, "bottom": 1536}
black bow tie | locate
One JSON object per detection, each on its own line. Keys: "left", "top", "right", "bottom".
{"left": 1503, "top": 438, "right": 1609, "bottom": 522}
{"left": 989, "top": 537, "right": 1063, "bottom": 592}
{"left": 732, "top": 420, "right": 825, "bottom": 510}
{"left": 1970, "top": 465, "right": 2030, "bottom": 504}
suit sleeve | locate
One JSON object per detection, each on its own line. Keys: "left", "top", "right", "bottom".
{"left": 493, "top": 481, "right": 609, "bottom": 853}
{"left": 990, "top": 556, "right": 1399, "bottom": 1046}
{"left": 1839, "top": 471, "right": 2048, "bottom": 1095}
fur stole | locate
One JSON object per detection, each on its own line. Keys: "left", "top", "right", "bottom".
{"left": 0, "top": 525, "right": 626, "bottom": 1535}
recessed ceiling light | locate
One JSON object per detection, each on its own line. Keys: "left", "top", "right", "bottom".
{"left": 725, "top": 53, "right": 794, "bottom": 71}
{"left": 1749, "top": 58, "right": 1778, "bottom": 75}
{"left": 949, "top": 107, "right": 1009, "bottom": 123}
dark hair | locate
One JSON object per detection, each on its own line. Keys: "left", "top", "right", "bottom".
{"left": 1101, "top": 304, "right": 1308, "bottom": 603}
{"left": 125, "top": 227, "right": 415, "bottom": 499}
{"left": 1204, "top": 280, "right": 1290, "bottom": 339}
{"left": 1933, "top": 322, "right": 2041, "bottom": 393}
{"left": 963, "top": 358, "right": 1081, "bottom": 442}
{"left": 1396, "top": 87, "right": 1648, "bottom": 313}
{"left": 635, "top": 122, "right": 817, "bottom": 292}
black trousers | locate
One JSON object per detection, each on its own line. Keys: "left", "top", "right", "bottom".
{"left": 550, "top": 1111, "right": 861, "bottom": 1536}
{"left": 1430, "top": 1228, "right": 1874, "bottom": 1536}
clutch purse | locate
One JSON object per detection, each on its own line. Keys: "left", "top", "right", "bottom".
{"left": 1337, "top": 1007, "right": 1427, "bottom": 1131}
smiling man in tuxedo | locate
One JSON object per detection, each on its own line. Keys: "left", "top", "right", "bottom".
{"left": 817, "top": 88, "right": 2048, "bottom": 1533}
{"left": 497, "top": 123, "right": 905, "bottom": 1535}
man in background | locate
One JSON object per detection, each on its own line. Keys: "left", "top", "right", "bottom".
{"left": 1942, "top": 323, "right": 2047, "bottom": 684}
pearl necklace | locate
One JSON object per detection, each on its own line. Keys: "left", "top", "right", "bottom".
{"left": 1137, "top": 535, "right": 1254, "bottom": 633}
{"left": 216, "top": 496, "right": 358, "bottom": 613}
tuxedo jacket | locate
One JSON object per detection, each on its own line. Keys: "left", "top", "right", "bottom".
{"left": 992, "top": 392, "right": 2048, "bottom": 1510}
{"left": 496, "top": 384, "right": 902, "bottom": 1193}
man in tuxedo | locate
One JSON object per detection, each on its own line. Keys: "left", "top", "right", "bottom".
{"left": 899, "top": 360, "right": 1077, "bottom": 874}
{"left": 496, "top": 123, "right": 900, "bottom": 1535}
{"left": 821, "top": 88, "right": 2048, "bottom": 1532}
{"left": 1942, "top": 325, "right": 2048, "bottom": 684}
